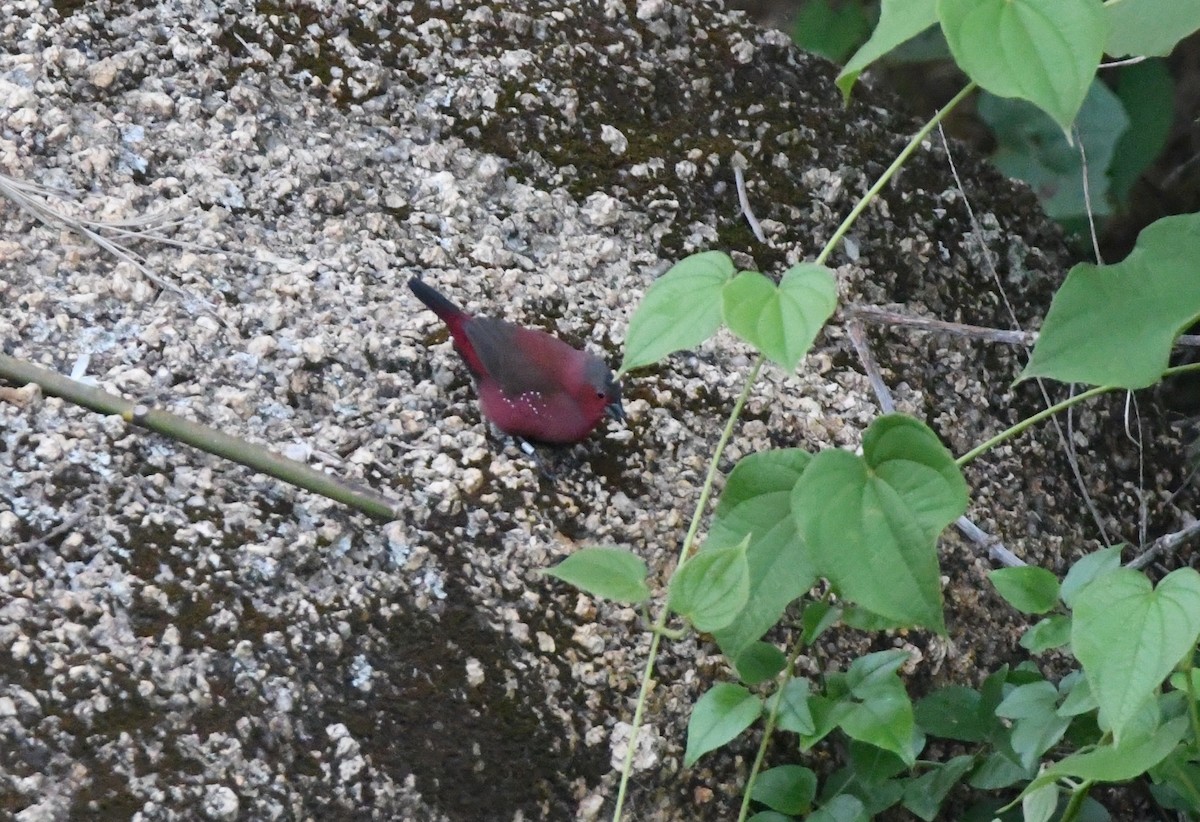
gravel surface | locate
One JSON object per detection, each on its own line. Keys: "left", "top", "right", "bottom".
{"left": 1, "top": 1, "right": 1193, "bottom": 820}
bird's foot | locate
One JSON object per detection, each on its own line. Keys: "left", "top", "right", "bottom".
{"left": 517, "top": 438, "right": 558, "bottom": 482}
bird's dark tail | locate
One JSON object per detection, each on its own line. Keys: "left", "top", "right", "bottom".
{"left": 408, "top": 277, "right": 465, "bottom": 321}
{"left": 408, "top": 277, "right": 487, "bottom": 379}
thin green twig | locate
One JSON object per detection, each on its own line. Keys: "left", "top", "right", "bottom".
{"left": 957, "top": 362, "right": 1200, "bottom": 468}
{"left": 737, "top": 638, "right": 809, "bottom": 821}
{"left": 815, "top": 83, "right": 978, "bottom": 268}
{"left": 1162, "top": 757, "right": 1200, "bottom": 809}
{"left": 734, "top": 83, "right": 984, "bottom": 821}
{"left": 956, "top": 383, "right": 1112, "bottom": 467}
{"left": 1059, "top": 778, "right": 1095, "bottom": 822}
{"left": 611, "top": 356, "right": 764, "bottom": 821}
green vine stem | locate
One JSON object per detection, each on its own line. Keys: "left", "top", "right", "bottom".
{"left": 956, "top": 383, "right": 1112, "bottom": 467}
{"left": 617, "top": 66, "right": 1200, "bottom": 817}
{"left": 611, "top": 355, "right": 764, "bottom": 821}
{"left": 0, "top": 352, "right": 403, "bottom": 520}
{"left": 815, "top": 82, "right": 978, "bottom": 268}
{"left": 1059, "top": 778, "right": 1096, "bottom": 822}
{"left": 1162, "top": 756, "right": 1200, "bottom": 809}
{"left": 737, "top": 637, "right": 809, "bottom": 821}
{"left": 957, "top": 361, "right": 1200, "bottom": 468}
{"left": 736, "top": 593, "right": 838, "bottom": 819}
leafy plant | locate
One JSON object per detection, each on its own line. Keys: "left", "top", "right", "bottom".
{"left": 544, "top": 1, "right": 1200, "bottom": 820}
{"left": 793, "top": 0, "right": 1192, "bottom": 233}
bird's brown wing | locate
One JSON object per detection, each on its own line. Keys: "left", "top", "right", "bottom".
{"left": 463, "top": 316, "right": 567, "bottom": 395}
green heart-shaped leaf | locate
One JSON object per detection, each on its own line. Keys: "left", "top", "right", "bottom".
{"left": 1071, "top": 567, "right": 1200, "bottom": 743}
{"left": 684, "top": 683, "right": 762, "bottom": 766}
{"left": 1019, "top": 615, "right": 1071, "bottom": 653}
{"left": 1060, "top": 545, "right": 1122, "bottom": 608}
{"left": 1021, "top": 213, "right": 1200, "bottom": 389}
{"left": 989, "top": 566, "right": 1060, "bottom": 614}
{"left": 915, "top": 687, "right": 988, "bottom": 742}
{"left": 837, "top": 0, "right": 938, "bottom": 99}
{"left": 839, "top": 676, "right": 919, "bottom": 766}
{"left": 1106, "top": 0, "right": 1200, "bottom": 58}
{"left": 1020, "top": 715, "right": 1188, "bottom": 795}
{"left": 769, "top": 677, "right": 816, "bottom": 735}
{"left": 938, "top": 0, "right": 1108, "bottom": 134}
{"left": 722, "top": 264, "right": 837, "bottom": 370}
{"left": 792, "top": 414, "right": 968, "bottom": 633}
{"left": 621, "top": 251, "right": 734, "bottom": 372}
{"left": 732, "top": 642, "right": 787, "bottom": 685}
{"left": 996, "top": 681, "right": 1071, "bottom": 769}
{"left": 669, "top": 537, "right": 750, "bottom": 633}
{"left": 979, "top": 81, "right": 1128, "bottom": 223}
{"left": 750, "top": 764, "right": 818, "bottom": 816}
{"left": 902, "top": 755, "right": 974, "bottom": 821}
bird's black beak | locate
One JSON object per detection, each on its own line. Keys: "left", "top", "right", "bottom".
{"left": 606, "top": 399, "right": 625, "bottom": 421}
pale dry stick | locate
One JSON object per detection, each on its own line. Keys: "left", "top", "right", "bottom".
{"left": 0, "top": 353, "right": 404, "bottom": 520}
{"left": 1076, "top": 124, "right": 1155, "bottom": 551}
{"left": 0, "top": 171, "right": 224, "bottom": 323}
{"left": 1073, "top": 124, "right": 1104, "bottom": 266}
{"left": 13, "top": 510, "right": 88, "bottom": 552}
{"left": 733, "top": 163, "right": 767, "bottom": 244}
{"left": 1126, "top": 517, "right": 1200, "bottom": 570}
{"left": 0, "top": 173, "right": 206, "bottom": 248}
{"left": 9, "top": 175, "right": 220, "bottom": 260}
{"left": 1123, "top": 391, "right": 1150, "bottom": 549}
{"left": 1065, "top": 384, "right": 1083, "bottom": 544}
{"left": 848, "top": 309, "right": 1177, "bottom": 553}
{"left": 845, "top": 318, "right": 895, "bottom": 413}
{"left": 851, "top": 304, "right": 1200, "bottom": 350}
{"left": 849, "top": 305, "right": 1033, "bottom": 345}
{"left": 846, "top": 319, "right": 1025, "bottom": 567}
{"left": 1164, "top": 455, "right": 1200, "bottom": 511}
{"left": 1162, "top": 150, "right": 1200, "bottom": 192}
{"left": 938, "top": 126, "right": 1113, "bottom": 548}
{"left": 1101, "top": 56, "right": 1148, "bottom": 69}
{"left": 860, "top": 307, "right": 1198, "bottom": 559}
{"left": 955, "top": 516, "right": 1027, "bottom": 568}
{"left": 86, "top": 216, "right": 200, "bottom": 246}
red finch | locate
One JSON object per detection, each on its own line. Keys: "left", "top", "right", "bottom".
{"left": 409, "top": 278, "right": 623, "bottom": 444}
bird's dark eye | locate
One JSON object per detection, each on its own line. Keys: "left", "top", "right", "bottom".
{"left": 596, "top": 390, "right": 606, "bottom": 399}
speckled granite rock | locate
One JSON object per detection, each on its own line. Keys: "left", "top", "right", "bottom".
{"left": 0, "top": 1, "right": 1189, "bottom": 820}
